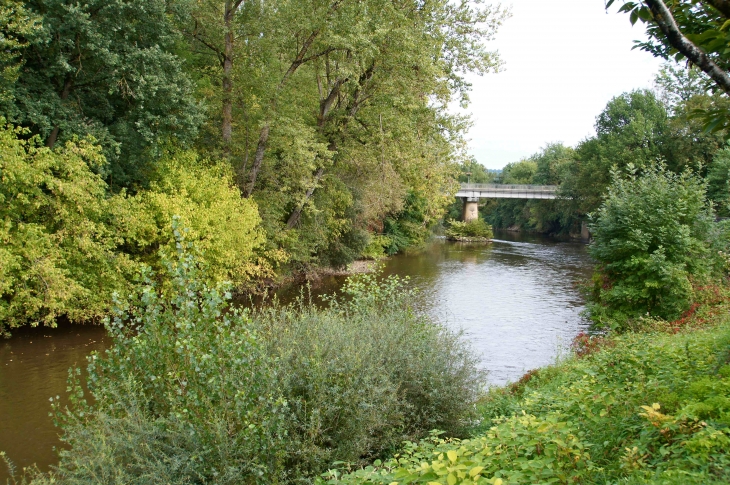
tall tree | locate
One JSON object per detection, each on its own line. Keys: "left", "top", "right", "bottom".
{"left": 4, "top": 0, "right": 203, "bottom": 187}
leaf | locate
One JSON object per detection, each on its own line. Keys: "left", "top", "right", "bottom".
{"left": 447, "top": 473, "right": 457, "bottom": 485}
{"left": 469, "top": 466, "right": 484, "bottom": 477}
{"left": 447, "top": 450, "right": 458, "bottom": 463}
{"left": 630, "top": 9, "right": 639, "bottom": 25}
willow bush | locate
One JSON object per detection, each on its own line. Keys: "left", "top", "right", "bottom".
{"left": 256, "top": 272, "right": 483, "bottom": 477}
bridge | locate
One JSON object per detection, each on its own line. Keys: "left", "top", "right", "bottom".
{"left": 456, "top": 183, "right": 560, "bottom": 222}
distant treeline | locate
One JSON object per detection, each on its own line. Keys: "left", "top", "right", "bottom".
{"left": 452, "top": 66, "right": 730, "bottom": 235}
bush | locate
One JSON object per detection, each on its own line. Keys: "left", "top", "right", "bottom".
{"left": 44, "top": 226, "right": 288, "bottom": 483}
{"left": 256, "top": 272, "right": 484, "bottom": 477}
{"left": 32, "top": 235, "right": 483, "bottom": 484}
{"left": 445, "top": 219, "right": 494, "bottom": 240}
{"left": 588, "top": 164, "right": 717, "bottom": 327}
{"left": 0, "top": 123, "right": 137, "bottom": 335}
{"left": 122, "top": 151, "right": 276, "bottom": 288}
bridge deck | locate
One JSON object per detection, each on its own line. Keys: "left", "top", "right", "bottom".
{"left": 456, "top": 183, "right": 559, "bottom": 200}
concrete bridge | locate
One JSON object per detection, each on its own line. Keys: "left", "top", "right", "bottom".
{"left": 456, "top": 183, "right": 559, "bottom": 222}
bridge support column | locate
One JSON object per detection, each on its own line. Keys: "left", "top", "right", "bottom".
{"left": 462, "top": 198, "right": 479, "bottom": 222}
{"left": 581, "top": 220, "right": 590, "bottom": 241}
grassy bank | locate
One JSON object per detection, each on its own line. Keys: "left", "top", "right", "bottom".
{"left": 323, "top": 290, "right": 730, "bottom": 484}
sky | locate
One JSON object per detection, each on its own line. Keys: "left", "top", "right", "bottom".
{"left": 461, "top": 0, "right": 665, "bottom": 169}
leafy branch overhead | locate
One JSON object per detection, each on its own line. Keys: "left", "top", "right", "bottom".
{"left": 608, "top": 0, "right": 730, "bottom": 133}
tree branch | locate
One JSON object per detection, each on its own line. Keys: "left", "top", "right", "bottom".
{"left": 646, "top": 0, "right": 730, "bottom": 95}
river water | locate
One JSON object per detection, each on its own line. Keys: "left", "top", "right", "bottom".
{"left": 0, "top": 231, "right": 592, "bottom": 479}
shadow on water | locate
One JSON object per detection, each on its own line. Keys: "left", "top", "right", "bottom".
{"left": 0, "top": 230, "right": 593, "bottom": 480}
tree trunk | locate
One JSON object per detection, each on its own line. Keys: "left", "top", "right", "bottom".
{"left": 46, "top": 76, "right": 73, "bottom": 148}
{"left": 286, "top": 168, "right": 324, "bottom": 228}
{"left": 243, "top": 30, "right": 321, "bottom": 197}
{"left": 222, "top": 0, "right": 235, "bottom": 151}
{"left": 245, "top": 123, "right": 270, "bottom": 197}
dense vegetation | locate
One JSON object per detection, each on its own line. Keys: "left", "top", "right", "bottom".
{"left": 323, "top": 290, "right": 730, "bottom": 484}
{"left": 13, "top": 236, "right": 482, "bottom": 484}
{"left": 0, "top": 0, "right": 509, "bottom": 334}
{"left": 444, "top": 219, "right": 493, "bottom": 241}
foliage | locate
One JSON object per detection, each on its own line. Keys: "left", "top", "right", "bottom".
{"left": 3, "top": 0, "right": 203, "bottom": 187}
{"left": 588, "top": 163, "right": 716, "bottom": 326}
{"left": 706, "top": 147, "right": 730, "bottom": 216}
{"left": 122, "top": 151, "right": 274, "bottom": 288}
{"left": 26, "top": 242, "right": 483, "bottom": 483}
{"left": 445, "top": 219, "right": 493, "bottom": 240}
{"left": 42, "top": 228, "right": 288, "bottom": 483}
{"left": 0, "top": 122, "right": 136, "bottom": 335}
{"left": 326, "top": 296, "right": 730, "bottom": 485}
{"left": 0, "top": 0, "right": 41, "bottom": 105}
{"left": 184, "top": 0, "right": 508, "bottom": 265}
{"left": 360, "top": 235, "right": 393, "bottom": 260}
{"left": 256, "top": 272, "right": 484, "bottom": 477}
{"left": 608, "top": 0, "right": 730, "bottom": 134}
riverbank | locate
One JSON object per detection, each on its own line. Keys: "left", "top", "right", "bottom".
{"left": 324, "top": 288, "right": 730, "bottom": 484}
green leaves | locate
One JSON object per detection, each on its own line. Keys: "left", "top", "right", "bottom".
{"left": 588, "top": 163, "right": 716, "bottom": 324}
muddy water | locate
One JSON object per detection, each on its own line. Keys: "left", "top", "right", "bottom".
{"left": 0, "top": 324, "right": 109, "bottom": 479}
{"left": 0, "top": 231, "right": 592, "bottom": 479}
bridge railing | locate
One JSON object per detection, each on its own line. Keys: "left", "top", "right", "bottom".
{"left": 459, "top": 183, "right": 559, "bottom": 192}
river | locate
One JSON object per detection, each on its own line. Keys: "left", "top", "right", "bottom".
{"left": 0, "top": 231, "right": 593, "bottom": 479}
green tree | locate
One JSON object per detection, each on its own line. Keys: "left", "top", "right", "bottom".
{"left": 608, "top": 0, "right": 730, "bottom": 133}
{"left": 4, "top": 0, "right": 203, "bottom": 188}
{"left": 562, "top": 90, "right": 668, "bottom": 216}
{"left": 588, "top": 164, "right": 714, "bottom": 326}
{"left": 0, "top": 0, "right": 41, "bottom": 105}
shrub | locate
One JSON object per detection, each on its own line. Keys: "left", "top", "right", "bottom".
{"left": 122, "top": 151, "right": 276, "bottom": 288}
{"left": 588, "top": 164, "right": 717, "bottom": 327}
{"left": 254, "top": 272, "right": 484, "bottom": 477}
{"left": 445, "top": 219, "right": 494, "bottom": 240}
{"left": 0, "top": 122, "right": 137, "bottom": 335}
{"left": 44, "top": 226, "right": 288, "bottom": 483}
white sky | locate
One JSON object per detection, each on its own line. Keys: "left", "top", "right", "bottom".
{"left": 462, "top": 0, "right": 665, "bottom": 169}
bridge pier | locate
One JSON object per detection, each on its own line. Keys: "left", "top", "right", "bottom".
{"left": 462, "top": 198, "right": 479, "bottom": 222}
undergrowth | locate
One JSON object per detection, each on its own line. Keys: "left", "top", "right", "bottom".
{"left": 323, "top": 289, "right": 730, "bottom": 484}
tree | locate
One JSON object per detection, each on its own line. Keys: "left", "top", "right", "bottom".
{"left": 588, "top": 164, "right": 714, "bottom": 326}
{"left": 4, "top": 0, "right": 203, "bottom": 188}
{"left": 562, "top": 90, "right": 668, "bottom": 215}
{"left": 0, "top": 0, "right": 41, "bottom": 106}
{"left": 205, "top": 0, "right": 509, "bottom": 266}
